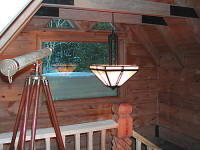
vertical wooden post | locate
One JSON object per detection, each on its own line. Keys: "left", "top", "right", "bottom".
{"left": 75, "top": 133, "right": 81, "bottom": 150}
{"left": 45, "top": 138, "right": 50, "bottom": 150}
{"left": 88, "top": 131, "right": 93, "bottom": 150}
{"left": 101, "top": 129, "right": 106, "bottom": 150}
{"left": 112, "top": 103, "right": 133, "bottom": 150}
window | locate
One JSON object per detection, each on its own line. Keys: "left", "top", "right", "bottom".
{"left": 0, "top": 0, "right": 32, "bottom": 36}
{"left": 42, "top": 42, "right": 118, "bottom": 100}
{"left": 92, "top": 22, "right": 113, "bottom": 31}
{"left": 47, "top": 19, "right": 74, "bottom": 29}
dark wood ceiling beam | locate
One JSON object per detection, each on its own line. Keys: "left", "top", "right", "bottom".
{"left": 156, "top": 26, "right": 185, "bottom": 67}
{"left": 43, "top": 0, "right": 171, "bottom": 17}
{"left": 35, "top": 8, "right": 169, "bottom": 26}
{"left": 37, "top": 2, "right": 199, "bottom": 27}
{"left": 130, "top": 25, "right": 160, "bottom": 66}
{"left": 42, "top": 0, "right": 199, "bottom": 18}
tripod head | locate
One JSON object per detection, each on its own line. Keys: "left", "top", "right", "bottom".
{"left": 30, "top": 61, "right": 47, "bottom": 82}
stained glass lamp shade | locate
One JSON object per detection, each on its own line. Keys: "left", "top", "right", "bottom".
{"left": 90, "top": 65, "right": 139, "bottom": 88}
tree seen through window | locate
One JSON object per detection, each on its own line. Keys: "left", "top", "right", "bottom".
{"left": 42, "top": 42, "right": 109, "bottom": 73}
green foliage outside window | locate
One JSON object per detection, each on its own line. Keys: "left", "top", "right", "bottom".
{"left": 47, "top": 19, "right": 74, "bottom": 29}
{"left": 92, "top": 22, "right": 113, "bottom": 30}
{"left": 47, "top": 20, "right": 114, "bottom": 31}
{"left": 42, "top": 42, "right": 109, "bottom": 73}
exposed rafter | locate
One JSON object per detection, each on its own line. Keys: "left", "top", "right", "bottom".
{"left": 156, "top": 26, "right": 185, "bottom": 67}
{"left": 23, "top": 18, "right": 51, "bottom": 32}
{"left": 130, "top": 25, "right": 160, "bottom": 66}
{"left": 71, "top": 20, "right": 96, "bottom": 32}
{"left": 119, "top": 24, "right": 136, "bottom": 44}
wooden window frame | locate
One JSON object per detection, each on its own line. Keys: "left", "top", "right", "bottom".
{"left": 36, "top": 31, "right": 127, "bottom": 104}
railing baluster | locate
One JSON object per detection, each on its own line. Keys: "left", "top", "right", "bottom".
{"left": 133, "top": 130, "right": 162, "bottom": 150}
{"left": 147, "top": 146, "right": 153, "bottom": 150}
{"left": 45, "top": 138, "right": 51, "bottom": 150}
{"left": 101, "top": 129, "right": 106, "bottom": 150}
{"left": 0, "top": 144, "right": 3, "bottom": 150}
{"left": 88, "top": 131, "right": 93, "bottom": 150}
{"left": 75, "top": 133, "right": 80, "bottom": 150}
{"left": 62, "top": 135, "right": 65, "bottom": 148}
{"left": 136, "top": 139, "right": 142, "bottom": 150}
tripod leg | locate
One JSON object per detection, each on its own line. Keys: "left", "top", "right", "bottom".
{"left": 9, "top": 79, "right": 28, "bottom": 150}
{"left": 28, "top": 79, "right": 37, "bottom": 111}
{"left": 43, "top": 79, "right": 65, "bottom": 150}
{"left": 30, "top": 79, "right": 41, "bottom": 150}
{"left": 18, "top": 77, "right": 34, "bottom": 150}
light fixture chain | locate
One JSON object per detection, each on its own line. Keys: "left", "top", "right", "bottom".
{"left": 112, "top": 13, "right": 115, "bottom": 32}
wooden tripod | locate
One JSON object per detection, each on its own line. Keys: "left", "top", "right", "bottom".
{"left": 9, "top": 64, "right": 65, "bottom": 150}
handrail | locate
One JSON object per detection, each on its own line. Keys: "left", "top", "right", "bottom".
{"left": 0, "top": 120, "right": 118, "bottom": 150}
{"left": 132, "top": 130, "right": 162, "bottom": 150}
{"left": 0, "top": 120, "right": 163, "bottom": 150}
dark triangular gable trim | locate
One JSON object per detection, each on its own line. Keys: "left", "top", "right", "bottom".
{"left": 142, "top": 15, "right": 168, "bottom": 26}
{"left": 43, "top": 0, "right": 74, "bottom": 5}
{"left": 35, "top": 7, "right": 59, "bottom": 17}
{"left": 170, "top": 5, "right": 199, "bottom": 18}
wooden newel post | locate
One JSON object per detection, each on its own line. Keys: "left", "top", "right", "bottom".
{"left": 112, "top": 103, "right": 133, "bottom": 150}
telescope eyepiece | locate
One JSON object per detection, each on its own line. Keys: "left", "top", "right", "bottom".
{"left": 0, "top": 59, "right": 18, "bottom": 77}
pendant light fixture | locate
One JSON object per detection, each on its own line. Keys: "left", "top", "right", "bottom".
{"left": 90, "top": 13, "right": 139, "bottom": 88}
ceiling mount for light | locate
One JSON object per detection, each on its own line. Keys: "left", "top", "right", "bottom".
{"left": 90, "top": 13, "right": 139, "bottom": 88}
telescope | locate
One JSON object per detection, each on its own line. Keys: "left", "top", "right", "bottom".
{"left": 1, "top": 47, "right": 65, "bottom": 150}
{"left": 0, "top": 48, "right": 52, "bottom": 83}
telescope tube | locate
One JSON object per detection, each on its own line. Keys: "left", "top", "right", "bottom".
{"left": 0, "top": 48, "right": 52, "bottom": 77}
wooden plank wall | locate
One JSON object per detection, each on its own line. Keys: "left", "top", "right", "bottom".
{"left": 1, "top": 18, "right": 200, "bottom": 149}
{"left": 158, "top": 17, "right": 200, "bottom": 149}
{"left": 124, "top": 25, "right": 158, "bottom": 129}
{"left": 0, "top": 25, "right": 157, "bottom": 148}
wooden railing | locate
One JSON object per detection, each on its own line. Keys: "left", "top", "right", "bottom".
{"left": 132, "top": 130, "right": 162, "bottom": 150}
{"left": 0, "top": 103, "right": 162, "bottom": 150}
{"left": 0, "top": 120, "right": 118, "bottom": 150}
